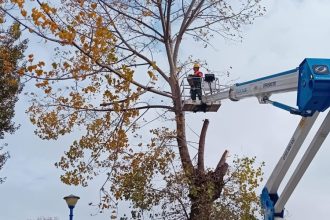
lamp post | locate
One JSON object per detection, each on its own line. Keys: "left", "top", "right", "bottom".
{"left": 63, "top": 194, "right": 80, "bottom": 220}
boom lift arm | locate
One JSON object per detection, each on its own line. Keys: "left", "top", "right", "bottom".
{"left": 183, "top": 58, "right": 330, "bottom": 219}
{"left": 203, "top": 58, "right": 330, "bottom": 116}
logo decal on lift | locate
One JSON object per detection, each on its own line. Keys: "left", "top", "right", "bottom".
{"left": 313, "top": 65, "right": 329, "bottom": 74}
{"left": 263, "top": 81, "right": 276, "bottom": 88}
{"left": 282, "top": 137, "right": 295, "bottom": 160}
{"left": 236, "top": 88, "right": 247, "bottom": 94}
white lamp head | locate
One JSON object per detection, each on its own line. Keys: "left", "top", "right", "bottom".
{"left": 63, "top": 194, "right": 80, "bottom": 208}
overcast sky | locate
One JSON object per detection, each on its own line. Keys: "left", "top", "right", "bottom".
{"left": 2, "top": 0, "right": 330, "bottom": 219}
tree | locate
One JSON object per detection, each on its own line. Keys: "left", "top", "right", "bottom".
{"left": 120, "top": 155, "right": 264, "bottom": 220}
{"left": 2, "top": 0, "right": 265, "bottom": 219}
{"left": 0, "top": 22, "right": 25, "bottom": 139}
{"left": 0, "top": 19, "right": 27, "bottom": 183}
{"left": 0, "top": 146, "right": 9, "bottom": 183}
{"left": 213, "top": 157, "right": 264, "bottom": 220}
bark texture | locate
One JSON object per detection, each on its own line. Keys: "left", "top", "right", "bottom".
{"left": 189, "top": 150, "right": 229, "bottom": 220}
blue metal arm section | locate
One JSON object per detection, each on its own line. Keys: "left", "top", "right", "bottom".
{"left": 261, "top": 188, "right": 283, "bottom": 220}
{"left": 268, "top": 99, "right": 314, "bottom": 116}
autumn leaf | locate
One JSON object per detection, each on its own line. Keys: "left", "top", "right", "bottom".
{"left": 21, "top": 9, "right": 27, "bottom": 17}
{"left": 91, "top": 3, "right": 97, "bottom": 9}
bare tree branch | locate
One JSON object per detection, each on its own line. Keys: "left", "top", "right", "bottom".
{"left": 197, "top": 119, "right": 209, "bottom": 173}
{"left": 215, "top": 150, "right": 229, "bottom": 175}
{"left": 51, "top": 103, "right": 174, "bottom": 112}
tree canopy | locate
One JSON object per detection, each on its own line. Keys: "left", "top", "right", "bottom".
{"left": 1, "top": 0, "right": 265, "bottom": 218}
{"left": 0, "top": 22, "right": 25, "bottom": 139}
{"left": 0, "top": 20, "right": 27, "bottom": 183}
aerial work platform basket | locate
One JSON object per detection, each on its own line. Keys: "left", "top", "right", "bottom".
{"left": 181, "top": 74, "right": 222, "bottom": 112}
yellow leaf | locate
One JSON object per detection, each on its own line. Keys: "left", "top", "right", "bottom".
{"left": 147, "top": 70, "right": 154, "bottom": 78}
{"left": 21, "top": 9, "right": 27, "bottom": 17}
{"left": 17, "top": 68, "right": 25, "bottom": 76}
{"left": 45, "top": 87, "right": 52, "bottom": 94}
{"left": 27, "top": 65, "right": 35, "bottom": 72}
{"left": 38, "top": 61, "right": 45, "bottom": 67}
{"left": 52, "top": 62, "right": 58, "bottom": 69}
{"left": 35, "top": 69, "right": 43, "bottom": 76}
{"left": 91, "top": 3, "right": 97, "bottom": 9}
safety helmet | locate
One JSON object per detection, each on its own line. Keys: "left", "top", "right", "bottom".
{"left": 193, "top": 63, "right": 200, "bottom": 68}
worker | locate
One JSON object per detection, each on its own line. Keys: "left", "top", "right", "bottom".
{"left": 193, "top": 63, "right": 203, "bottom": 77}
{"left": 190, "top": 63, "right": 203, "bottom": 101}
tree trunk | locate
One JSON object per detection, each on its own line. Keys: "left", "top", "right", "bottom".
{"left": 170, "top": 67, "right": 229, "bottom": 219}
{"left": 188, "top": 151, "right": 229, "bottom": 220}
{"left": 189, "top": 172, "right": 227, "bottom": 220}
{"left": 190, "top": 197, "right": 213, "bottom": 220}
{"left": 171, "top": 73, "right": 194, "bottom": 174}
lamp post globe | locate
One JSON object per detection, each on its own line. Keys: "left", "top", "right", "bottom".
{"left": 64, "top": 194, "right": 80, "bottom": 220}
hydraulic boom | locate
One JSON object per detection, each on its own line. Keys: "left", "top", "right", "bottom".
{"left": 202, "top": 58, "right": 330, "bottom": 116}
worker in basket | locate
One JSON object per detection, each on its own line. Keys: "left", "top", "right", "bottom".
{"left": 188, "top": 63, "right": 204, "bottom": 101}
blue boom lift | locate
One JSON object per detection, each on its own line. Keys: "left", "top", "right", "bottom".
{"left": 181, "top": 58, "right": 330, "bottom": 219}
